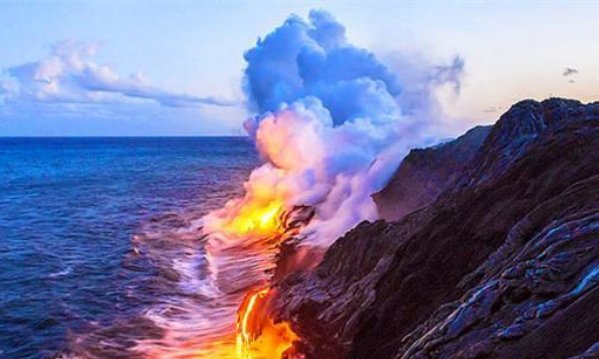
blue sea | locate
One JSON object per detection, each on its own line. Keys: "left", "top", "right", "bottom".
{"left": 0, "top": 137, "right": 259, "bottom": 359}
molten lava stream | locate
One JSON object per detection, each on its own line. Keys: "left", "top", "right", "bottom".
{"left": 226, "top": 202, "right": 302, "bottom": 359}
{"left": 188, "top": 196, "right": 304, "bottom": 359}
{"left": 236, "top": 288, "right": 299, "bottom": 359}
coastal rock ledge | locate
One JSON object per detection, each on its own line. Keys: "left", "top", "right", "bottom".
{"left": 272, "top": 98, "right": 599, "bottom": 359}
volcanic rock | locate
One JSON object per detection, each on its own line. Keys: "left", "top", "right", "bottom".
{"left": 374, "top": 125, "right": 491, "bottom": 221}
{"left": 272, "top": 98, "right": 599, "bottom": 359}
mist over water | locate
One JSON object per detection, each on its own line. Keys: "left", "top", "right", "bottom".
{"left": 0, "top": 137, "right": 258, "bottom": 359}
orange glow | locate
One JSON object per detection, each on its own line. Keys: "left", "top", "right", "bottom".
{"left": 225, "top": 199, "right": 285, "bottom": 236}
{"left": 203, "top": 165, "right": 290, "bottom": 238}
{"left": 236, "top": 288, "right": 299, "bottom": 359}
{"left": 199, "top": 113, "right": 312, "bottom": 357}
{"left": 205, "top": 110, "right": 312, "bottom": 239}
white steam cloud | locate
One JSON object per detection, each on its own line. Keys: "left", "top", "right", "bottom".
{"left": 213, "top": 10, "right": 464, "bottom": 246}
{"left": 244, "top": 10, "right": 401, "bottom": 126}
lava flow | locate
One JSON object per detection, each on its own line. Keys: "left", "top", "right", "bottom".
{"left": 203, "top": 165, "right": 290, "bottom": 238}
{"left": 224, "top": 200, "right": 304, "bottom": 359}
{"left": 236, "top": 288, "right": 299, "bottom": 359}
{"left": 201, "top": 179, "right": 306, "bottom": 359}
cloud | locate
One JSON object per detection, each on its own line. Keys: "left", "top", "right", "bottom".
{"left": 243, "top": 10, "right": 401, "bottom": 126}
{"left": 483, "top": 106, "right": 500, "bottom": 113}
{"left": 208, "top": 10, "right": 465, "bottom": 245}
{"left": 385, "top": 52, "right": 464, "bottom": 121}
{"left": 1, "top": 39, "right": 236, "bottom": 108}
{"left": 432, "top": 56, "right": 465, "bottom": 92}
{"left": 563, "top": 67, "right": 579, "bottom": 77}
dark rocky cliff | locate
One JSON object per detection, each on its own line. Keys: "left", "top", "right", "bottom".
{"left": 374, "top": 125, "right": 491, "bottom": 221}
{"left": 272, "top": 98, "right": 599, "bottom": 359}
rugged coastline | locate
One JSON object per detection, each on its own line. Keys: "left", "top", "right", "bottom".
{"left": 271, "top": 98, "right": 599, "bottom": 359}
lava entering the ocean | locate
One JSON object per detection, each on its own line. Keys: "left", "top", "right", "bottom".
{"left": 227, "top": 199, "right": 285, "bottom": 236}
{"left": 202, "top": 189, "right": 310, "bottom": 358}
{"left": 236, "top": 288, "right": 300, "bottom": 359}
{"left": 203, "top": 166, "right": 290, "bottom": 238}
{"left": 198, "top": 9, "right": 414, "bottom": 357}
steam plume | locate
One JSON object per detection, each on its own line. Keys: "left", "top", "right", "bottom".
{"left": 208, "top": 10, "right": 463, "bottom": 246}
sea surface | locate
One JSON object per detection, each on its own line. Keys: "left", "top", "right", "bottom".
{"left": 0, "top": 137, "right": 259, "bottom": 359}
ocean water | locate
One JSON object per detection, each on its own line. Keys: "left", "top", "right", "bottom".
{"left": 0, "top": 137, "right": 259, "bottom": 359}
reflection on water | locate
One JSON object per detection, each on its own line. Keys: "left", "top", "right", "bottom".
{"left": 0, "top": 137, "right": 258, "bottom": 359}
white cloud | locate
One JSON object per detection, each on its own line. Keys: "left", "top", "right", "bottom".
{"left": 563, "top": 67, "right": 579, "bottom": 77}
{"left": 1, "top": 39, "right": 236, "bottom": 108}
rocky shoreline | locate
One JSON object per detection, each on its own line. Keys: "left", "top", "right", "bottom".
{"left": 272, "top": 98, "right": 599, "bottom": 359}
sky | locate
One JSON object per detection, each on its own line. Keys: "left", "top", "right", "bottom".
{"left": 1, "top": 0, "right": 598, "bottom": 137}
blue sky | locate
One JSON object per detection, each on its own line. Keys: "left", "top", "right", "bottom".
{"left": 1, "top": 0, "right": 598, "bottom": 136}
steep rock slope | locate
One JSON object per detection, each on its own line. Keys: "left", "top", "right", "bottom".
{"left": 273, "top": 98, "right": 599, "bottom": 359}
{"left": 374, "top": 125, "right": 491, "bottom": 221}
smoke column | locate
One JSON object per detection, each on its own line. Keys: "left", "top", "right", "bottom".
{"left": 206, "top": 10, "right": 462, "bottom": 247}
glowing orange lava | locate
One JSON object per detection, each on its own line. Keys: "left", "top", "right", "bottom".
{"left": 236, "top": 288, "right": 299, "bottom": 359}
{"left": 226, "top": 199, "right": 285, "bottom": 236}
{"left": 203, "top": 166, "right": 290, "bottom": 238}
{"left": 201, "top": 157, "right": 306, "bottom": 357}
